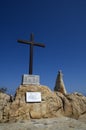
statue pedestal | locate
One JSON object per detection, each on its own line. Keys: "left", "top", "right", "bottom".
{"left": 22, "top": 74, "right": 40, "bottom": 85}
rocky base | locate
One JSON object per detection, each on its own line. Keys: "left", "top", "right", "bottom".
{"left": 0, "top": 85, "right": 86, "bottom": 122}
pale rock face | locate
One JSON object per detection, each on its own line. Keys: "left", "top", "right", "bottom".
{"left": 2, "top": 85, "right": 63, "bottom": 122}
{"left": 0, "top": 92, "right": 11, "bottom": 122}
{"left": 54, "top": 70, "right": 67, "bottom": 94}
{"left": 0, "top": 85, "right": 86, "bottom": 123}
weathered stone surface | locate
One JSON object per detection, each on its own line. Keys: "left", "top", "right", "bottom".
{"left": 55, "top": 92, "right": 72, "bottom": 117}
{"left": 66, "top": 93, "right": 86, "bottom": 119}
{"left": 0, "top": 92, "right": 11, "bottom": 108}
{"left": 0, "top": 92, "right": 11, "bottom": 122}
{"left": 8, "top": 85, "right": 63, "bottom": 122}
{"left": 0, "top": 85, "right": 86, "bottom": 123}
{"left": 78, "top": 113, "right": 86, "bottom": 123}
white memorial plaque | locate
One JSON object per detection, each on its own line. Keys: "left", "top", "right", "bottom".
{"left": 26, "top": 92, "right": 41, "bottom": 102}
{"left": 22, "top": 74, "right": 40, "bottom": 85}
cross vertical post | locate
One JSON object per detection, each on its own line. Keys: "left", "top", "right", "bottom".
{"left": 29, "top": 34, "right": 34, "bottom": 74}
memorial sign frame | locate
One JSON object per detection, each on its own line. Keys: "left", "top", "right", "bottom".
{"left": 26, "top": 92, "right": 41, "bottom": 102}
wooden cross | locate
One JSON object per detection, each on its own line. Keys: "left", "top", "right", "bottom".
{"left": 17, "top": 33, "right": 45, "bottom": 75}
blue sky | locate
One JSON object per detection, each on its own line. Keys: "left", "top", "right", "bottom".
{"left": 0, "top": 0, "right": 86, "bottom": 95}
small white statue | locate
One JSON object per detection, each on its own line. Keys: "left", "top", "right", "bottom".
{"left": 54, "top": 70, "right": 67, "bottom": 94}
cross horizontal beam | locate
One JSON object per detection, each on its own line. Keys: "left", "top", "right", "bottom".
{"left": 17, "top": 40, "right": 45, "bottom": 48}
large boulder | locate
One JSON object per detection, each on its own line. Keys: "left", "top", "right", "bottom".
{"left": 0, "top": 85, "right": 86, "bottom": 122}
{"left": 66, "top": 93, "right": 86, "bottom": 119}
{"left": 0, "top": 92, "right": 11, "bottom": 122}
{"left": 3, "top": 85, "right": 63, "bottom": 122}
{"left": 56, "top": 92, "right": 86, "bottom": 119}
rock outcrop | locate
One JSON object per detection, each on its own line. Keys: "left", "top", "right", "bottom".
{"left": 56, "top": 92, "right": 86, "bottom": 119}
{"left": 3, "top": 85, "right": 63, "bottom": 122}
{"left": 0, "top": 92, "right": 11, "bottom": 121}
{"left": 0, "top": 85, "right": 86, "bottom": 122}
{"left": 54, "top": 70, "right": 67, "bottom": 94}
